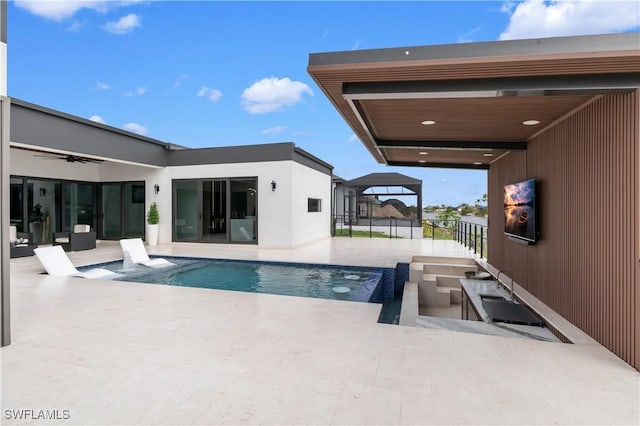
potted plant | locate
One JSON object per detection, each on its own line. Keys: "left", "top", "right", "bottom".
{"left": 146, "top": 202, "right": 160, "bottom": 246}
{"left": 29, "top": 203, "right": 45, "bottom": 243}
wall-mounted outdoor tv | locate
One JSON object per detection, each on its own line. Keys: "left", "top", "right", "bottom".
{"left": 504, "top": 179, "right": 538, "bottom": 243}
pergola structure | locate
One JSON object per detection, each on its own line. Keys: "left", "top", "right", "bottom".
{"left": 344, "top": 172, "right": 422, "bottom": 223}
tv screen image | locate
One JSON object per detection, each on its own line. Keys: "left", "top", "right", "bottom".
{"left": 504, "top": 179, "right": 537, "bottom": 242}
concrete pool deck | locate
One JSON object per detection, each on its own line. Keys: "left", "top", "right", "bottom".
{"left": 2, "top": 238, "right": 639, "bottom": 425}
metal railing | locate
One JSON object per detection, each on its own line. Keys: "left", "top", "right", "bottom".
{"left": 332, "top": 214, "right": 420, "bottom": 239}
{"left": 332, "top": 214, "right": 488, "bottom": 252}
{"left": 424, "top": 218, "right": 488, "bottom": 258}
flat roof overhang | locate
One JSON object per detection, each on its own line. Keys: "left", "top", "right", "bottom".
{"left": 308, "top": 33, "right": 640, "bottom": 169}
{"left": 9, "top": 99, "right": 333, "bottom": 174}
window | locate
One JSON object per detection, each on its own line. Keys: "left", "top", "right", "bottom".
{"left": 308, "top": 198, "right": 321, "bottom": 212}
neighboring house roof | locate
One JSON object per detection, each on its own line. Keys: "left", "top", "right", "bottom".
{"left": 346, "top": 172, "right": 421, "bottom": 187}
{"left": 358, "top": 195, "right": 382, "bottom": 204}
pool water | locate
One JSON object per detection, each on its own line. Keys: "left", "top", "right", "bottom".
{"left": 95, "top": 257, "right": 384, "bottom": 303}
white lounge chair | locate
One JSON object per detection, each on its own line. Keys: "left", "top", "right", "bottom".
{"left": 119, "top": 238, "right": 175, "bottom": 268}
{"left": 34, "top": 245, "right": 119, "bottom": 279}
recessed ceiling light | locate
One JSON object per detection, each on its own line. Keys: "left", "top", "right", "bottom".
{"left": 419, "top": 151, "right": 428, "bottom": 155}
{"left": 418, "top": 160, "right": 426, "bottom": 163}
{"left": 473, "top": 162, "right": 482, "bottom": 165}
{"left": 522, "top": 119, "right": 540, "bottom": 126}
{"left": 421, "top": 120, "right": 436, "bottom": 126}
{"left": 482, "top": 153, "right": 494, "bottom": 157}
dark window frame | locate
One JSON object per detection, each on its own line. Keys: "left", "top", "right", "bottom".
{"left": 308, "top": 198, "right": 322, "bottom": 213}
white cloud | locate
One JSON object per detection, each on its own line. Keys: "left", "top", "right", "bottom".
{"left": 123, "top": 122, "right": 148, "bottom": 135}
{"left": 95, "top": 81, "right": 111, "bottom": 90}
{"left": 348, "top": 134, "right": 359, "bottom": 143}
{"left": 124, "top": 86, "right": 147, "bottom": 97}
{"left": 197, "top": 87, "right": 222, "bottom": 102}
{"left": 89, "top": 115, "right": 106, "bottom": 124}
{"left": 66, "top": 20, "right": 84, "bottom": 32}
{"left": 262, "top": 126, "right": 286, "bottom": 135}
{"left": 104, "top": 13, "right": 141, "bottom": 35}
{"left": 174, "top": 74, "right": 189, "bottom": 88}
{"left": 15, "top": 0, "right": 144, "bottom": 21}
{"left": 241, "top": 77, "right": 313, "bottom": 114}
{"left": 351, "top": 40, "right": 362, "bottom": 50}
{"left": 500, "top": 0, "right": 640, "bottom": 40}
{"left": 458, "top": 27, "right": 481, "bottom": 43}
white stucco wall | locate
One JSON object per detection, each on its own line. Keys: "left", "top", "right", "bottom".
{"left": 167, "top": 160, "right": 331, "bottom": 248}
{"left": 11, "top": 146, "right": 331, "bottom": 248}
{"left": 167, "top": 160, "right": 295, "bottom": 248}
{"left": 291, "top": 162, "right": 331, "bottom": 247}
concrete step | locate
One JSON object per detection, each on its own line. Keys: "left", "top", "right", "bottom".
{"left": 417, "top": 280, "right": 437, "bottom": 307}
{"left": 423, "top": 263, "right": 476, "bottom": 276}
{"left": 409, "top": 262, "right": 425, "bottom": 283}
{"left": 435, "top": 275, "right": 462, "bottom": 289}
{"left": 435, "top": 287, "right": 452, "bottom": 307}
{"left": 450, "top": 288, "right": 462, "bottom": 305}
{"left": 411, "top": 255, "right": 477, "bottom": 266}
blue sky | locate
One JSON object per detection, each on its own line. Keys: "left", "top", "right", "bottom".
{"left": 8, "top": 1, "right": 640, "bottom": 206}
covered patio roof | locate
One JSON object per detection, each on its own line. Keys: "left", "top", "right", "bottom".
{"left": 308, "top": 33, "right": 640, "bottom": 169}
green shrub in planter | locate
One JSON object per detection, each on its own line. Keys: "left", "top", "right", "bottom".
{"left": 147, "top": 202, "right": 159, "bottom": 225}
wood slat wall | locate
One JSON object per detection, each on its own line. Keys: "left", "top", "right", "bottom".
{"left": 488, "top": 91, "right": 639, "bottom": 370}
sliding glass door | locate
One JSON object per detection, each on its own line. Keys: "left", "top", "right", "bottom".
{"left": 173, "top": 178, "right": 257, "bottom": 244}
{"left": 27, "top": 179, "right": 61, "bottom": 244}
{"left": 202, "top": 180, "right": 227, "bottom": 242}
{"left": 229, "top": 179, "right": 257, "bottom": 243}
{"left": 11, "top": 176, "right": 97, "bottom": 244}
{"left": 124, "top": 182, "right": 145, "bottom": 238}
{"left": 174, "top": 181, "right": 198, "bottom": 241}
{"left": 99, "top": 182, "right": 145, "bottom": 240}
{"left": 62, "top": 182, "right": 95, "bottom": 232}
{"left": 9, "top": 176, "right": 144, "bottom": 243}
{"left": 101, "top": 184, "right": 122, "bottom": 239}
{"left": 10, "top": 178, "right": 24, "bottom": 233}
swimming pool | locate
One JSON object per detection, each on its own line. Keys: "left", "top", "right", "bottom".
{"left": 90, "top": 257, "right": 385, "bottom": 303}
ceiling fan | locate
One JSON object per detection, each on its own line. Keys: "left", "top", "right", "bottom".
{"left": 33, "top": 153, "right": 104, "bottom": 164}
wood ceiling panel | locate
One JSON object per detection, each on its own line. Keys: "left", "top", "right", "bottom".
{"left": 385, "top": 147, "right": 508, "bottom": 165}
{"left": 361, "top": 96, "right": 593, "bottom": 141}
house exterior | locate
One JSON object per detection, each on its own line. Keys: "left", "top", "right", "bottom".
{"left": 309, "top": 32, "right": 640, "bottom": 369}
{"left": 9, "top": 99, "right": 333, "bottom": 249}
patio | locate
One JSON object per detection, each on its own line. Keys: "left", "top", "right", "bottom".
{"left": 2, "top": 239, "right": 638, "bottom": 425}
